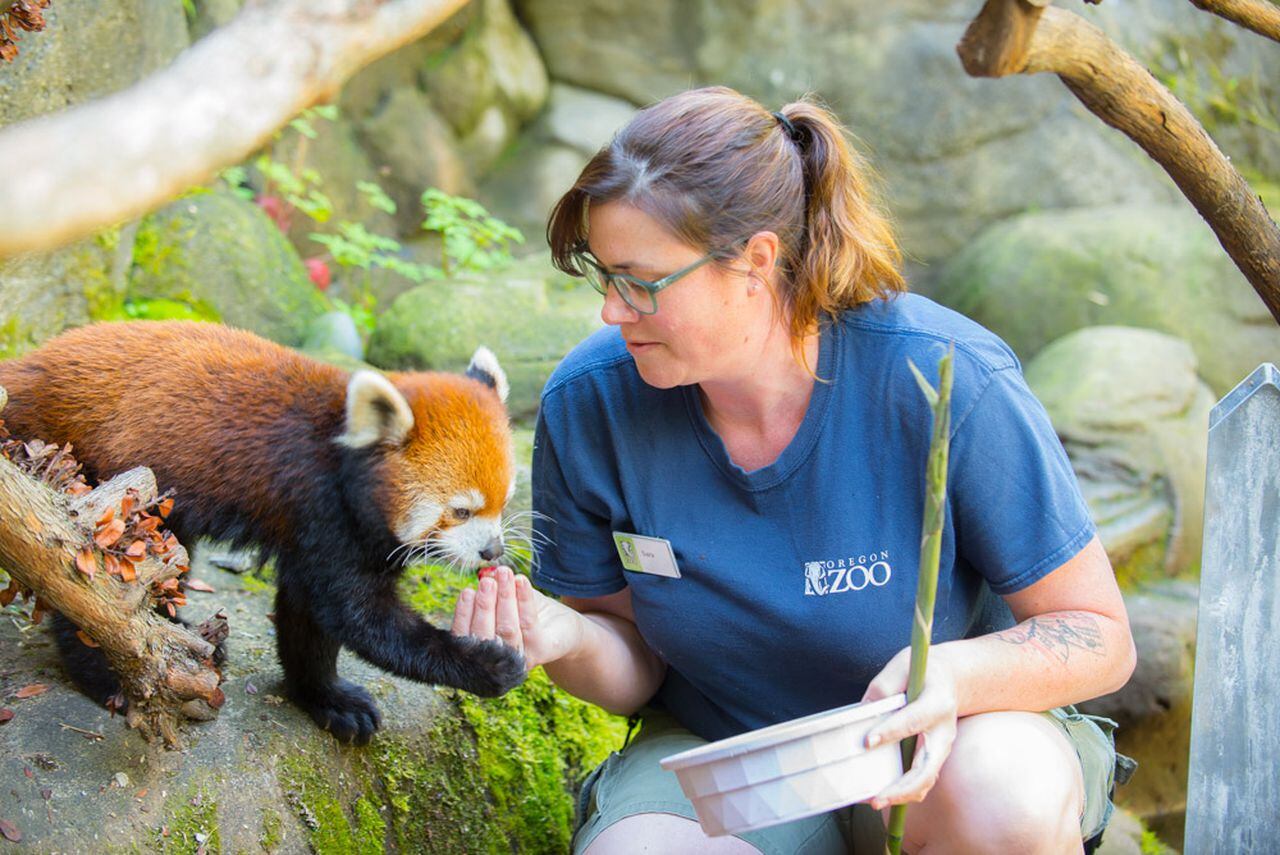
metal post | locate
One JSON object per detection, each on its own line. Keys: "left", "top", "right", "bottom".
{"left": 1185, "top": 363, "right": 1280, "bottom": 852}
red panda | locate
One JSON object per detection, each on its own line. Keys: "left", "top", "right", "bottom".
{"left": 0, "top": 321, "right": 525, "bottom": 743}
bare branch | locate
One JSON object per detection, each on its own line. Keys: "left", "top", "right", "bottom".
{"left": 957, "top": 2, "right": 1280, "bottom": 324}
{"left": 1189, "top": 0, "right": 1280, "bottom": 44}
{"left": 0, "top": 0, "right": 471, "bottom": 258}
{"left": 0, "top": 386, "right": 222, "bottom": 747}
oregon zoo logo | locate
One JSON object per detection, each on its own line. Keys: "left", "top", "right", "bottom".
{"left": 803, "top": 554, "right": 892, "bottom": 596}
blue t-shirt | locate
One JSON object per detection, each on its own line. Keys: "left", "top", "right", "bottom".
{"left": 531, "top": 293, "right": 1095, "bottom": 741}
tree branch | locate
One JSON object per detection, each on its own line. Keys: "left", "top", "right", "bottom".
{"left": 0, "top": 0, "right": 472, "bottom": 258}
{"left": 957, "top": 0, "right": 1280, "bottom": 325}
{"left": 0, "top": 386, "right": 223, "bottom": 747}
{"left": 1189, "top": 0, "right": 1280, "bottom": 44}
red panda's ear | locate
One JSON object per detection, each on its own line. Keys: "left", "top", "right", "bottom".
{"left": 466, "top": 346, "right": 509, "bottom": 405}
{"left": 337, "top": 371, "right": 415, "bottom": 449}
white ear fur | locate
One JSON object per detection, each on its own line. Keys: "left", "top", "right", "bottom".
{"left": 467, "top": 346, "right": 509, "bottom": 404}
{"left": 338, "top": 371, "right": 415, "bottom": 449}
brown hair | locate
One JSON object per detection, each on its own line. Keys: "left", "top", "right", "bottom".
{"left": 547, "top": 86, "right": 906, "bottom": 346}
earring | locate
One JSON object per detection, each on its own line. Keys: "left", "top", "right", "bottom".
{"left": 748, "top": 274, "right": 762, "bottom": 294}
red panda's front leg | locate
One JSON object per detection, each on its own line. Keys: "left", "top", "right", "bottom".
{"left": 274, "top": 584, "right": 382, "bottom": 744}
{"left": 328, "top": 580, "right": 527, "bottom": 697}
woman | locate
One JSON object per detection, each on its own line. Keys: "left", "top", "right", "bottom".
{"left": 452, "top": 86, "right": 1135, "bottom": 854}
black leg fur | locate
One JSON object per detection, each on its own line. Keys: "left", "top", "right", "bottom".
{"left": 52, "top": 612, "right": 123, "bottom": 709}
{"left": 275, "top": 584, "right": 381, "bottom": 745}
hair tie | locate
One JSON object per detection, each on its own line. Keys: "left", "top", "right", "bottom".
{"left": 772, "top": 111, "right": 802, "bottom": 144}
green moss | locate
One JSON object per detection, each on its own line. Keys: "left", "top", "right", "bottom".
{"left": 279, "top": 751, "right": 382, "bottom": 855}
{"left": 1139, "top": 824, "right": 1177, "bottom": 855}
{"left": 1113, "top": 539, "right": 1170, "bottom": 591}
{"left": 0, "top": 316, "right": 34, "bottom": 361}
{"left": 406, "top": 568, "right": 627, "bottom": 854}
{"left": 157, "top": 783, "right": 221, "bottom": 854}
{"left": 258, "top": 808, "right": 283, "bottom": 852}
{"left": 368, "top": 716, "right": 506, "bottom": 854}
{"left": 351, "top": 796, "right": 386, "bottom": 854}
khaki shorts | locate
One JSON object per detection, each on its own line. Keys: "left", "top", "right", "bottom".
{"left": 572, "top": 706, "right": 1124, "bottom": 855}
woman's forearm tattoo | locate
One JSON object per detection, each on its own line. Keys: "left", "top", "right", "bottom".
{"left": 995, "top": 612, "right": 1105, "bottom": 665}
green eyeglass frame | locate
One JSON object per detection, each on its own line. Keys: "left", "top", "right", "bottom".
{"left": 572, "top": 244, "right": 720, "bottom": 315}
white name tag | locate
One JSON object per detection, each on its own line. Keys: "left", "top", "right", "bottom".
{"left": 613, "top": 532, "right": 681, "bottom": 579}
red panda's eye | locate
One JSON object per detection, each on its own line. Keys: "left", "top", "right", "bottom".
{"left": 452, "top": 508, "right": 473, "bottom": 522}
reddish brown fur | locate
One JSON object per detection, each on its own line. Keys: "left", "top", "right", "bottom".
{"left": 0, "top": 320, "right": 525, "bottom": 741}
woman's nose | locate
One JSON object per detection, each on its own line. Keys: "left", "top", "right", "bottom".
{"left": 600, "top": 282, "right": 640, "bottom": 326}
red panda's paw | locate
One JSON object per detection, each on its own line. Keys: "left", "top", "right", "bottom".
{"left": 299, "top": 679, "right": 382, "bottom": 745}
{"left": 452, "top": 636, "right": 528, "bottom": 698}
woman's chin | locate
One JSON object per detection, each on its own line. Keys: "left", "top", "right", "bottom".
{"left": 632, "top": 358, "right": 686, "bottom": 390}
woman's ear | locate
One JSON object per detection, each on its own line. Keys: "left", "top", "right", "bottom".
{"left": 743, "top": 230, "right": 782, "bottom": 286}
{"left": 338, "top": 371, "right": 415, "bottom": 448}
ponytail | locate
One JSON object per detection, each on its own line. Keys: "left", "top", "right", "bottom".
{"left": 778, "top": 98, "right": 906, "bottom": 344}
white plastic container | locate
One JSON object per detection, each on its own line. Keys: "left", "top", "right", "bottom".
{"left": 659, "top": 693, "right": 907, "bottom": 836}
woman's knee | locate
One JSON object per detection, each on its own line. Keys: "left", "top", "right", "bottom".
{"left": 582, "top": 812, "right": 763, "bottom": 855}
{"left": 904, "top": 711, "right": 1084, "bottom": 854}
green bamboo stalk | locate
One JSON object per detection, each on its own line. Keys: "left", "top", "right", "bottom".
{"left": 885, "top": 347, "right": 954, "bottom": 855}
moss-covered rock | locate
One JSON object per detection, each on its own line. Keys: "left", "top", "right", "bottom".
{"left": 0, "top": 227, "right": 134, "bottom": 359}
{"left": 126, "top": 188, "right": 327, "bottom": 346}
{"left": 0, "top": 430, "right": 621, "bottom": 852}
{"left": 1026, "top": 326, "right": 1212, "bottom": 586}
{"left": 366, "top": 252, "right": 604, "bottom": 418}
{"left": 0, "top": 0, "right": 188, "bottom": 130}
{"left": 933, "top": 204, "right": 1280, "bottom": 396}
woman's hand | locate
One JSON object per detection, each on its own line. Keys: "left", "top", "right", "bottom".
{"left": 860, "top": 647, "right": 961, "bottom": 811}
{"left": 451, "top": 565, "right": 586, "bottom": 670}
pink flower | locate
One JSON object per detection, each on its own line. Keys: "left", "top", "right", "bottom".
{"left": 305, "top": 258, "right": 332, "bottom": 291}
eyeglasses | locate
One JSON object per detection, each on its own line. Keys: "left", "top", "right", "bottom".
{"left": 572, "top": 243, "right": 720, "bottom": 315}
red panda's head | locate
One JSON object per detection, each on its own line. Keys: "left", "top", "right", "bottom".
{"left": 336, "top": 348, "right": 515, "bottom": 569}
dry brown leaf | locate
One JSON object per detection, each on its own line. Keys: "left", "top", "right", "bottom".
{"left": 120, "top": 561, "right": 137, "bottom": 584}
{"left": 0, "top": 709, "right": 14, "bottom": 724}
{"left": 14, "top": 683, "right": 49, "bottom": 699}
{"left": 75, "top": 547, "right": 97, "bottom": 579}
{"left": 120, "top": 494, "right": 135, "bottom": 518}
{"left": 0, "top": 818, "right": 21, "bottom": 843}
{"left": 185, "top": 579, "right": 215, "bottom": 593}
{"left": 75, "top": 630, "right": 99, "bottom": 648}
{"left": 125, "top": 540, "right": 146, "bottom": 561}
{"left": 96, "top": 506, "right": 115, "bottom": 527}
{"left": 104, "top": 554, "right": 120, "bottom": 577}
{"left": 94, "top": 518, "right": 125, "bottom": 549}
{"left": 158, "top": 497, "right": 174, "bottom": 518}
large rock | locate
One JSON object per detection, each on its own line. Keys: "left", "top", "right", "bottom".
{"left": 419, "top": 0, "right": 549, "bottom": 151}
{"left": 512, "top": 0, "right": 1245, "bottom": 262}
{"left": 1080, "top": 580, "right": 1198, "bottom": 851}
{"left": 127, "top": 188, "right": 327, "bottom": 346}
{"left": 478, "top": 84, "right": 638, "bottom": 243}
{"left": 0, "top": 224, "right": 136, "bottom": 359}
{"left": 357, "top": 86, "right": 475, "bottom": 231}
{"left": 933, "top": 204, "right": 1280, "bottom": 396}
{"left": 0, "top": 553, "right": 623, "bottom": 853}
{"left": 0, "top": 0, "right": 188, "bottom": 129}
{"left": 532, "top": 83, "right": 638, "bottom": 159}
{"left": 340, "top": 0, "right": 547, "bottom": 186}
{"left": 366, "top": 252, "right": 604, "bottom": 419}
{"left": 1026, "top": 327, "right": 1213, "bottom": 586}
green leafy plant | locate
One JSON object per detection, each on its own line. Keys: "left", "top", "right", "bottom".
{"left": 213, "top": 106, "right": 524, "bottom": 341}
{"left": 421, "top": 188, "right": 524, "bottom": 276}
